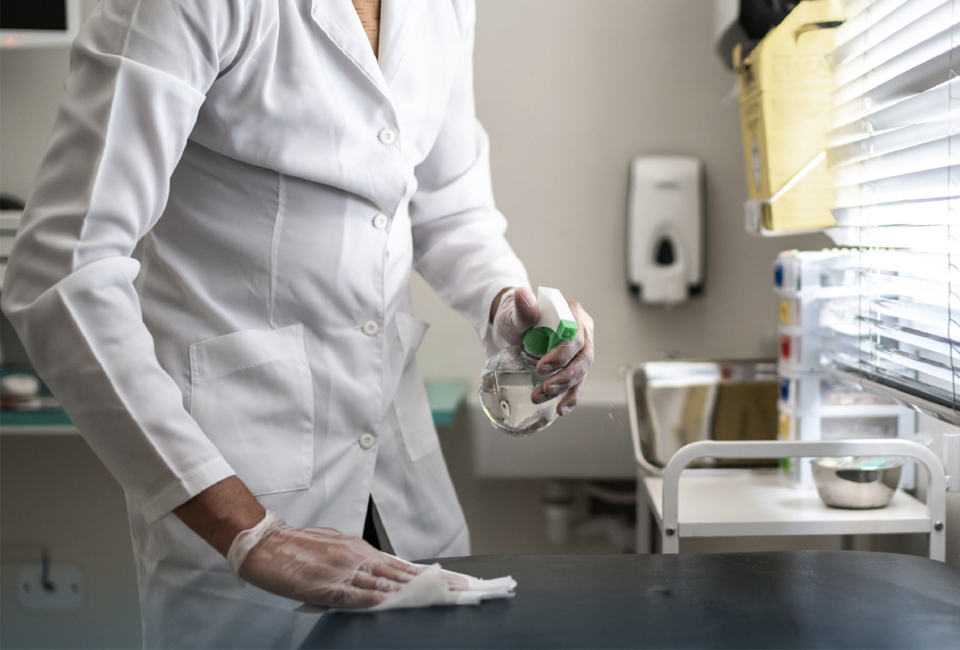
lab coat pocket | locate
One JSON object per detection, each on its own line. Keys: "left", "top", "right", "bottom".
{"left": 189, "top": 324, "right": 314, "bottom": 496}
{"left": 396, "top": 312, "right": 429, "bottom": 365}
{"left": 394, "top": 313, "right": 439, "bottom": 462}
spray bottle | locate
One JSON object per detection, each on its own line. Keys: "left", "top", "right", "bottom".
{"left": 479, "top": 287, "right": 578, "bottom": 436}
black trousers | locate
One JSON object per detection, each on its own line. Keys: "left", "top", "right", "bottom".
{"left": 362, "top": 497, "right": 380, "bottom": 550}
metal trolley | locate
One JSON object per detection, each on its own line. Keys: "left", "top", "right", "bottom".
{"left": 626, "top": 360, "right": 951, "bottom": 561}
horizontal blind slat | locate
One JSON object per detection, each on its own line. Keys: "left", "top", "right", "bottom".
{"left": 827, "top": 117, "right": 951, "bottom": 168}
{"left": 834, "top": 0, "right": 910, "bottom": 49}
{"left": 833, "top": 0, "right": 953, "bottom": 83}
{"left": 833, "top": 164, "right": 960, "bottom": 207}
{"left": 833, "top": 43, "right": 957, "bottom": 126}
{"left": 828, "top": 76, "right": 960, "bottom": 146}
{"left": 830, "top": 132, "right": 960, "bottom": 184}
{"left": 825, "top": 225, "right": 956, "bottom": 250}
{"left": 832, "top": 197, "right": 955, "bottom": 225}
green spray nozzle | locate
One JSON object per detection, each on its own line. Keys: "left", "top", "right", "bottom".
{"left": 522, "top": 287, "right": 578, "bottom": 357}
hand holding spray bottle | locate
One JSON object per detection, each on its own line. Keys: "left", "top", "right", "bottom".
{"left": 479, "top": 287, "right": 578, "bottom": 436}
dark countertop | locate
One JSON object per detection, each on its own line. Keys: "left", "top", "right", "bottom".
{"left": 302, "top": 551, "right": 960, "bottom": 649}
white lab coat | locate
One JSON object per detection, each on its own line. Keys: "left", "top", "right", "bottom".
{"left": 1, "top": 1, "right": 529, "bottom": 647}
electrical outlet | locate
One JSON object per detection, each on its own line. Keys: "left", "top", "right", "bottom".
{"left": 17, "top": 562, "right": 84, "bottom": 611}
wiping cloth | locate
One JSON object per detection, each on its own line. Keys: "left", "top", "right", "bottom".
{"left": 297, "top": 564, "right": 516, "bottom": 613}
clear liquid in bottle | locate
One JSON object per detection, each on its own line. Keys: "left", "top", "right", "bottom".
{"left": 479, "top": 345, "right": 563, "bottom": 436}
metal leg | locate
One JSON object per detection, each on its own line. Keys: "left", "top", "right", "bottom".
{"left": 931, "top": 522, "right": 946, "bottom": 562}
{"left": 635, "top": 474, "right": 652, "bottom": 554}
{"left": 661, "top": 525, "right": 679, "bottom": 554}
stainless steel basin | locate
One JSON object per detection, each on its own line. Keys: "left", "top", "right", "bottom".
{"left": 626, "top": 360, "right": 780, "bottom": 475}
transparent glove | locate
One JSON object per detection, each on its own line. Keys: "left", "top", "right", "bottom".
{"left": 491, "top": 287, "right": 595, "bottom": 416}
{"left": 490, "top": 287, "right": 540, "bottom": 351}
{"left": 226, "top": 511, "right": 427, "bottom": 609}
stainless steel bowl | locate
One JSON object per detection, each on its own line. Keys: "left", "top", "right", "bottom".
{"left": 811, "top": 456, "right": 905, "bottom": 509}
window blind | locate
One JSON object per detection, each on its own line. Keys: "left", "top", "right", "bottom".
{"left": 821, "top": 0, "right": 960, "bottom": 424}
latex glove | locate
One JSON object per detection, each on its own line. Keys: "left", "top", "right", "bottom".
{"left": 490, "top": 287, "right": 541, "bottom": 351}
{"left": 491, "top": 287, "right": 595, "bottom": 416}
{"left": 226, "top": 511, "right": 430, "bottom": 609}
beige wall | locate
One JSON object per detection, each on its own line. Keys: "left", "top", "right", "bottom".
{"left": 1, "top": 2, "right": 956, "bottom": 649}
{"left": 413, "top": 0, "right": 832, "bottom": 383}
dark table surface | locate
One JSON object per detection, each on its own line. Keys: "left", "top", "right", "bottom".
{"left": 301, "top": 551, "right": 960, "bottom": 649}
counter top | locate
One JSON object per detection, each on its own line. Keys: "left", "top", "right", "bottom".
{"left": 424, "top": 379, "right": 469, "bottom": 427}
{"left": 301, "top": 551, "right": 960, "bottom": 649}
{"left": 0, "top": 407, "right": 75, "bottom": 434}
{"left": 0, "top": 379, "right": 470, "bottom": 434}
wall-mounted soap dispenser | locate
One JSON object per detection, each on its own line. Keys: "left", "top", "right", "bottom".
{"left": 627, "top": 156, "right": 704, "bottom": 305}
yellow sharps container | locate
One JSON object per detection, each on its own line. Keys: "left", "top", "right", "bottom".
{"left": 735, "top": 0, "right": 844, "bottom": 234}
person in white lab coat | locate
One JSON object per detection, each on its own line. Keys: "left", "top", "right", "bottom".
{"left": 0, "top": 1, "right": 595, "bottom": 648}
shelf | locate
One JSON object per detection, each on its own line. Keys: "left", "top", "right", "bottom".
{"left": 643, "top": 470, "right": 930, "bottom": 538}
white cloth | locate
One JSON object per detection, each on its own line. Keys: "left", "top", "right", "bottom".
{"left": 297, "top": 564, "right": 517, "bottom": 613}
{"left": 0, "top": 1, "right": 529, "bottom": 648}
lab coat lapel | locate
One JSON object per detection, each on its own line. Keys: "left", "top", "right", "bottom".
{"left": 378, "top": 0, "right": 424, "bottom": 87}
{"left": 309, "top": 0, "right": 389, "bottom": 97}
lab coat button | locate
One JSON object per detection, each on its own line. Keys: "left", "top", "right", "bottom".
{"left": 359, "top": 433, "right": 376, "bottom": 450}
{"left": 362, "top": 320, "right": 380, "bottom": 336}
{"left": 378, "top": 128, "right": 397, "bottom": 145}
{"left": 372, "top": 213, "right": 388, "bottom": 229}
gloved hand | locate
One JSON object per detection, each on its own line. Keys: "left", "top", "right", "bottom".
{"left": 227, "top": 510, "right": 429, "bottom": 608}
{"left": 491, "top": 287, "right": 595, "bottom": 416}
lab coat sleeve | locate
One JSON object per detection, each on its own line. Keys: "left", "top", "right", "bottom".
{"left": 0, "top": 1, "right": 245, "bottom": 523}
{"left": 409, "top": 0, "right": 530, "bottom": 353}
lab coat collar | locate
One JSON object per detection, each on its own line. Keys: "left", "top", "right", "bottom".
{"left": 378, "top": 0, "right": 424, "bottom": 87}
{"left": 309, "top": 0, "right": 423, "bottom": 96}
